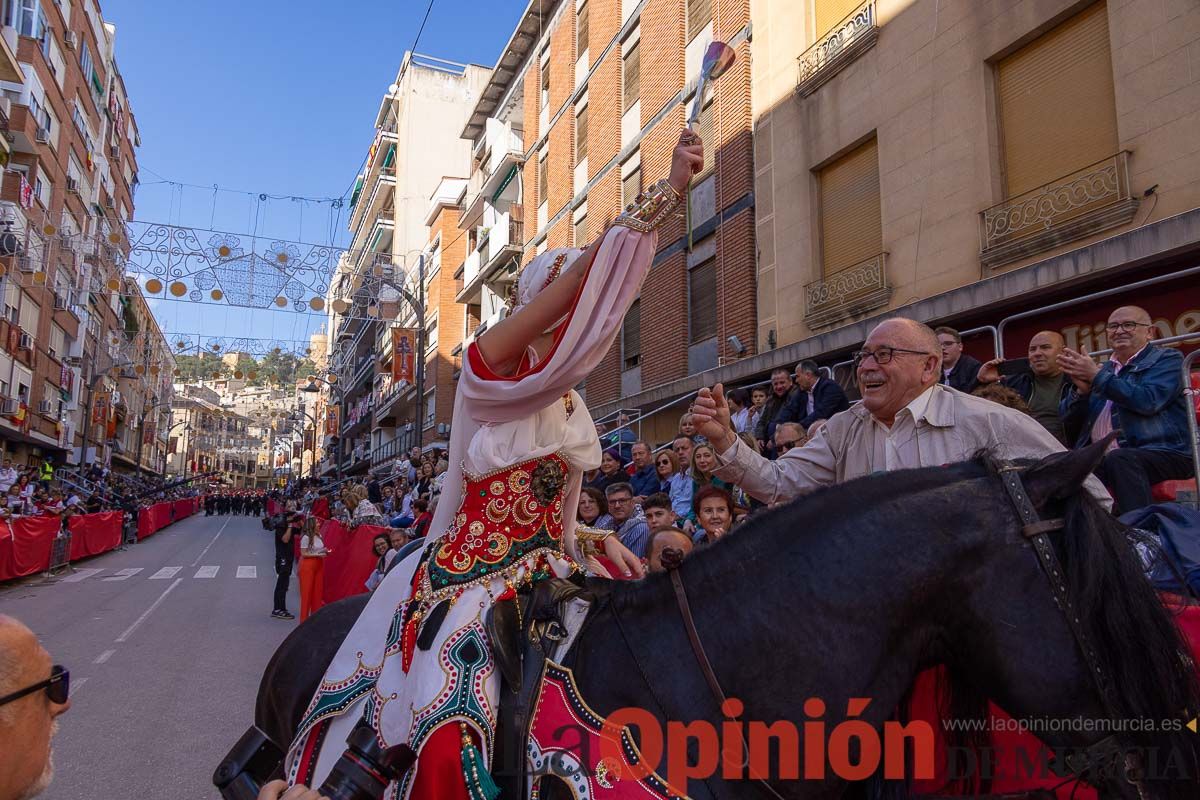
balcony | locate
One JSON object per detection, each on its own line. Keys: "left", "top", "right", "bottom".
{"left": 370, "top": 436, "right": 410, "bottom": 469}
{"left": 979, "top": 152, "right": 1139, "bottom": 270}
{"left": 456, "top": 211, "right": 523, "bottom": 304}
{"left": 462, "top": 119, "right": 526, "bottom": 228}
{"left": 796, "top": 0, "right": 878, "bottom": 98}
{"left": 349, "top": 172, "right": 398, "bottom": 250}
{"left": 804, "top": 252, "right": 891, "bottom": 330}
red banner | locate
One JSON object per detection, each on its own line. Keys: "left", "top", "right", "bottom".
{"left": 0, "top": 517, "right": 61, "bottom": 581}
{"left": 68, "top": 511, "right": 123, "bottom": 560}
{"left": 392, "top": 328, "right": 416, "bottom": 384}
{"left": 326, "top": 405, "right": 339, "bottom": 435}
{"left": 319, "top": 519, "right": 388, "bottom": 604}
{"left": 92, "top": 392, "right": 109, "bottom": 425}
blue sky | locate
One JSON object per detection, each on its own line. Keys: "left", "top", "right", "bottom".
{"left": 101, "top": 0, "right": 526, "bottom": 354}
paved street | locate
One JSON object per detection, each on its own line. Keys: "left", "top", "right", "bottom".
{"left": 0, "top": 512, "right": 296, "bottom": 800}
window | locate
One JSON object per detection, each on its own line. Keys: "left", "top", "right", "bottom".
{"left": 80, "top": 40, "right": 93, "bottom": 79}
{"left": 818, "top": 138, "right": 881, "bottom": 277}
{"left": 3, "top": 282, "right": 19, "bottom": 323}
{"left": 14, "top": 366, "right": 31, "bottom": 402}
{"left": 9, "top": 0, "right": 38, "bottom": 37}
{"left": 42, "top": 381, "right": 55, "bottom": 411}
{"left": 538, "top": 151, "right": 548, "bottom": 208}
{"left": 687, "top": 0, "right": 711, "bottom": 41}
{"left": 622, "top": 299, "right": 640, "bottom": 368}
{"left": 423, "top": 387, "right": 436, "bottom": 429}
{"left": 34, "top": 167, "right": 51, "bottom": 207}
{"left": 575, "top": 105, "right": 588, "bottom": 163}
{"left": 688, "top": 259, "right": 717, "bottom": 344}
{"left": 622, "top": 162, "right": 641, "bottom": 207}
{"left": 48, "top": 324, "right": 65, "bottom": 359}
{"left": 574, "top": 214, "right": 587, "bottom": 247}
{"left": 425, "top": 314, "right": 438, "bottom": 354}
{"left": 997, "top": 2, "right": 1117, "bottom": 197}
{"left": 623, "top": 40, "right": 640, "bottom": 112}
{"left": 815, "top": 0, "right": 861, "bottom": 36}
{"left": 695, "top": 98, "right": 715, "bottom": 176}
{"left": 577, "top": 1, "right": 589, "bottom": 54}
{"left": 540, "top": 54, "right": 550, "bottom": 109}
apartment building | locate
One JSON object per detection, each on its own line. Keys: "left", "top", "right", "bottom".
{"left": 0, "top": 0, "right": 148, "bottom": 471}
{"left": 321, "top": 53, "right": 488, "bottom": 477}
{"left": 697, "top": 0, "right": 1200, "bottom": 400}
{"left": 107, "top": 276, "right": 173, "bottom": 476}
{"left": 454, "top": 0, "right": 756, "bottom": 443}
{"left": 167, "top": 383, "right": 259, "bottom": 488}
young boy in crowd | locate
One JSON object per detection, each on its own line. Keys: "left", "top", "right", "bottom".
{"left": 641, "top": 492, "right": 678, "bottom": 536}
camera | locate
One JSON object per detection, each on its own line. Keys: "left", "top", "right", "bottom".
{"left": 214, "top": 722, "right": 416, "bottom": 800}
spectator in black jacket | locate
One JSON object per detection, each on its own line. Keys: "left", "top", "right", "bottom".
{"left": 936, "top": 327, "right": 983, "bottom": 394}
{"left": 754, "top": 368, "right": 795, "bottom": 456}
{"left": 778, "top": 361, "right": 850, "bottom": 430}
{"left": 974, "top": 330, "right": 1073, "bottom": 443}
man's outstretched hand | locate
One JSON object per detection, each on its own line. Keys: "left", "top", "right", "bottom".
{"left": 691, "top": 383, "right": 736, "bottom": 452}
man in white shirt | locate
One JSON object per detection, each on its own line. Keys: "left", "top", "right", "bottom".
{"left": 0, "top": 460, "right": 17, "bottom": 494}
{"left": 690, "top": 318, "right": 1110, "bottom": 508}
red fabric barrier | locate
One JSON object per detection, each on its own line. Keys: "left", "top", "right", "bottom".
{"left": 67, "top": 512, "right": 123, "bottom": 560}
{"left": 320, "top": 519, "right": 389, "bottom": 604}
{"left": 0, "top": 517, "right": 61, "bottom": 581}
{"left": 912, "top": 602, "right": 1200, "bottom": 798}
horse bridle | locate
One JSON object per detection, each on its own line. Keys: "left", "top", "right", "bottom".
{"left": 666, "top": 464, "right": 1147, "bottom": 798}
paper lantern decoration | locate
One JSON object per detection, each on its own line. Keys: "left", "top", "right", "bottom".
{"left": 272, "top": 347, "right": 281, "bottom": 354}
{"left": 42, "top": 224, "right": 56, "bottom": 236}
{"left": 149, "top": 366, "right": 160, "bottom": 376}
{"left": 176, "top": 340, "right": 187, "bottom": 349}
{"left": 326, "top": 374, "right": 338, "bottom": 385}
{"left": 248, "top": 371, "right": 258, "bottom": 380}
{"left": 106, "top": 278, "right": 121, "bottom": 291}
{"left": 211, "top": 343, "right": 222, "bottom": 351}
{"left": 32, "top": 271, "right": 47, "bottom": 285}
{"left": 169, "top": 281, "right": 187, "bottom": 297}
{"left": 218, "top": 245, "right": 231, "bottom": 257}
{"left": 309, "top": 297, "right": 325, "bottom": 311}
{"left": 274, "top": 296, "right": 288, "bottom": 308}
{"left": 146, "top": 279, "right": 164, "bottom": 294}
{"left": 108, "top": 232, "right": 122, "bottom": 244}
{"left": 211, "top": 289, "right": 224, "bottom": 301}
{"left": 366, "top": 305, "right": 379, "bottom": 318}
{"left": 135, "top": 364, "right": 146, "bottom": 375}
{"left": 331, "top": 298, "right": 349, "bottom": 314}
{"left": 173, "top": 368, "right": 181, "bottom": 376}
{"left": 234, "top": 370, "right": 244, "bottom": 379}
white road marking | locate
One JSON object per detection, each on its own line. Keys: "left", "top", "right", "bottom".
{"left": 94, "top": 649, "right": 116, "bottom": 664}
{"left": 70, "top": 677, "right": 88, "bottom": 697}
{"left": 194, "top": 565, "right": 219, "bottom": 579}
{"left": 191, "top": 517, "right": 232, "bottom": 566}
{"left": 102, "top": 568, "right": 143, "bottom": 582}
{"left": 60, "top": 568, "right": 103, "bottom": 583}
{"left": 236, "top": 565, "right": 257, "bottom": 579}
{"left": 115, "top": 578, "right": 183, "bottom": 643}
{"left": 149, "top": 566, "right": 182, "bottom": 580}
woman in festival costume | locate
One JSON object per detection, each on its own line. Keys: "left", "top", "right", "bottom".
{"left": 285, "top": 130, "right": 703, "bottom": 800}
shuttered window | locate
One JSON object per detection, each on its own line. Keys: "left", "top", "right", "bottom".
{"left": 623, "top": 41, "right": 640, "bottom": 112}
{"left": 815, "top": 0, "right": 863, "bottom": 36}
{"left": 696, "top": 100, "right": 715, "bottom": 176}
{"left": 540, "top": 58, "right": 550, "bottom": 108}
{"left": 574, "top": 214, "right": 587, "bottom": 247}
{"left": 622, "top": 163, "right": 641, "bottom": 207}
{"left": 575, "top": 105, "right": 588, "bottom": 163}
{"left": 689, "top": 259, "right": 717, "bottom": 344}
{"left": 997, "top": 2, "right": 1117, "bottom": 197}
{"left": 622, "top": 299, "right": 641, "bottom": 368}
{"left": 577, "top": 1, "right": 589, "bottom": 54}
{"left": 538, "top": 152, "right": 548, "bottom": 207}
{"left": 819, "top": 138, "right": 882, "bottom": 277}
{"left": 687, "top": 0, "right": 711, "bottom": 42}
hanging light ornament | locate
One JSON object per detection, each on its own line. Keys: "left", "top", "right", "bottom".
{"left": 169, "top": 281, "right": 188, "bottom": 297}
{"left": 146, "top": 278, "right": 164, "bottom": 294}
{"left": 108, "top": 232, "right": 122, "bottom": 244}
{"left": 309, "top": 297, "right": 325, "bottom": 311}
{"left": 32, "top": 271, "right": 47, "bottom": 285}
{"left": 234, "top": 370, "right": 244, "bottom": 379}
{"left": 173, "top": 368, "right": 181, "bottom": 376}
{"left": 331, "top": 298, "right": 349, "bottom": 314}
{"left": 150, "top": 366, "right": 160, "bottom": 376}
{"left": 366, "top": 305, "right": 379, "bottom": 318}
{"left": 176, "top": 340, "right": 187, "bottom": 349}
{"left": 106, "top": 278, "right": 121, "bottom": 292}
{"left": 135, "top": 364, "right": 146, "bottom": 375}
{"left": 211, "top": 289, "right": 224, "bottom": 301}
{"left": 248, "top": 371, "right": 258, "bottom": 380}
{"left": 42, "top": 224, "right": 56, "bottom": 236}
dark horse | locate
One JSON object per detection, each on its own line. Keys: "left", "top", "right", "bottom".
{"left": 254, "top": 442, "right": 1200, "bottom": 798}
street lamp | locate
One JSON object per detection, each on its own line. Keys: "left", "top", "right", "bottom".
{"left": 134, "top": 400, "right": 173, "bottom": 480}
{"left": 167, "top": 421, "right": 193, "bottom": 480}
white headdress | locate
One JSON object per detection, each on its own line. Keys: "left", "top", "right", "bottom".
{"left": 508, "top": 247, "right": 585, "bottom": 313}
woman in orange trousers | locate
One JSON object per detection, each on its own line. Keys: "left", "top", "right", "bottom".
{"left": 297, "top": 517, "right": 328, "bottom": 621}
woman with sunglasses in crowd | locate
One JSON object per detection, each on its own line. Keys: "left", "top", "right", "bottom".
{"left": 654, "top": 448, "right": 694, "bottom": 523}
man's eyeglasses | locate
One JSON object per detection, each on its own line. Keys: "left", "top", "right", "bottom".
{"left": 0, "top": 664, "right": 69, "bottom": 707}
{"left": 777, "top": 440, "right": 802, "bottom": 452}
{"left": 852, "top": 347, "right": 934, "bottom": 368}
{"left": 1104, "top": 321, "right": 1152, "bottom": 333}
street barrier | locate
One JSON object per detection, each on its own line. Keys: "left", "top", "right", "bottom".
{"left": 0, "top": 499, "right": 203, "bottom": 583}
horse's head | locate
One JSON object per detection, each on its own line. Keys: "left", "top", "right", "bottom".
{"left": 943, "top": 438, "right": 1200, "bottom": 799}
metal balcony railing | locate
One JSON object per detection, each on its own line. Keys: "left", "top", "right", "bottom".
{"left": 796, "top": 0, "right": 878, "bottom": 97}
{"left": 979, "top": 151, "right": 1139, "bottom": 269}
{"left": 804, "top": 252, "right": 891, "bottom": 330}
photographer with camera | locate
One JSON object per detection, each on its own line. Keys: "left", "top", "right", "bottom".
{"left": 272, "top": 507, "right": 303, "bottom": 620}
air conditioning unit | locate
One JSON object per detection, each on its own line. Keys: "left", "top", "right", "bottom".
{"left": 63, "top": 30, "right": 76, "bottom": 50}
{"left": 64, "top": 356, "right": 82, "bottom": 367}
{"left": 17, "top": 256, "right": 35, "bottom": 273}
{"left": 37, "top": 400, "right": 52, "bottom": 414}
{"left": 1, "top": 398, "right": 18, "bottom": 415}
{"left": 104, "top": 198, "right": 114, "bottom": 210}
{"left": 35, "top": 127, "right": 50, "bottom": 144}
{"left": 109, "top": 145, "right": 119, "bottom": 159}
{"left": 53, "top": 292, "right": 68, "bottom": 310}
{"left": 67, "top": 177, "right": 79, "bottom": 194}
{"left": 18, "top": 332, "right": 33, "bottom": 350}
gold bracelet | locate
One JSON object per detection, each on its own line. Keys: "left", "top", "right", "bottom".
{"left": 574, "top": 525, "right": 614, "bottom": 556}
{"left": 613, "top": 179, "right": 683, "bottom": 233}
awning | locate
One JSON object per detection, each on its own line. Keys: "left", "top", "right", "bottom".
{"left": 349, "top": 175, "right": 364, "bottom": 208}
{"left": 382, "top": 144, "right": 396, "bottom": 169}
{"left": 491, "top": 165, "right": 518, "bottom": 204}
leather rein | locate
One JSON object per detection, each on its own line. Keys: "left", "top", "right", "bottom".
{"left": 666, "top": 464, "right": 1146, "bottom": 797}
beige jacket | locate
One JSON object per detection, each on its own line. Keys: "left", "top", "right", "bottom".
{"left": 714, "top": 384, "right": 1111, "bottom": 508}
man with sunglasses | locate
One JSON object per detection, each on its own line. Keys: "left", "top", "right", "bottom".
{"left": 690, "top": 318, "right": 1110, "bottom": 507}
{"left": 1058, "top": 306, "right": 1194, "bottom": 513}
{"left": 0, "top": 616, "right": 70, "bottom": 800}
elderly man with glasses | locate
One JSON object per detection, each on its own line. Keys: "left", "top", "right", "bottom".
{"left": 0, "top": 616, "right": 71, "bottom": 800}
{"left": 1058, "top": 305, "right": 1194, "bottom": 513}
{"left": 690, "top": 318, "right": 1110, "bottom": 507}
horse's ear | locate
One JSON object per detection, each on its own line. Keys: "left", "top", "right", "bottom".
{"left": 1020, "top": 433, "right": 1114, "bottom": 509}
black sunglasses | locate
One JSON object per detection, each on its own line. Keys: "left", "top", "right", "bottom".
{"left": 0, "top": 664, "right": 69, "bottom": 707}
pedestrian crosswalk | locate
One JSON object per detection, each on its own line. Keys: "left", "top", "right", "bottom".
{"left": 54, "top": 565, "right": 264, "bottom": 583}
